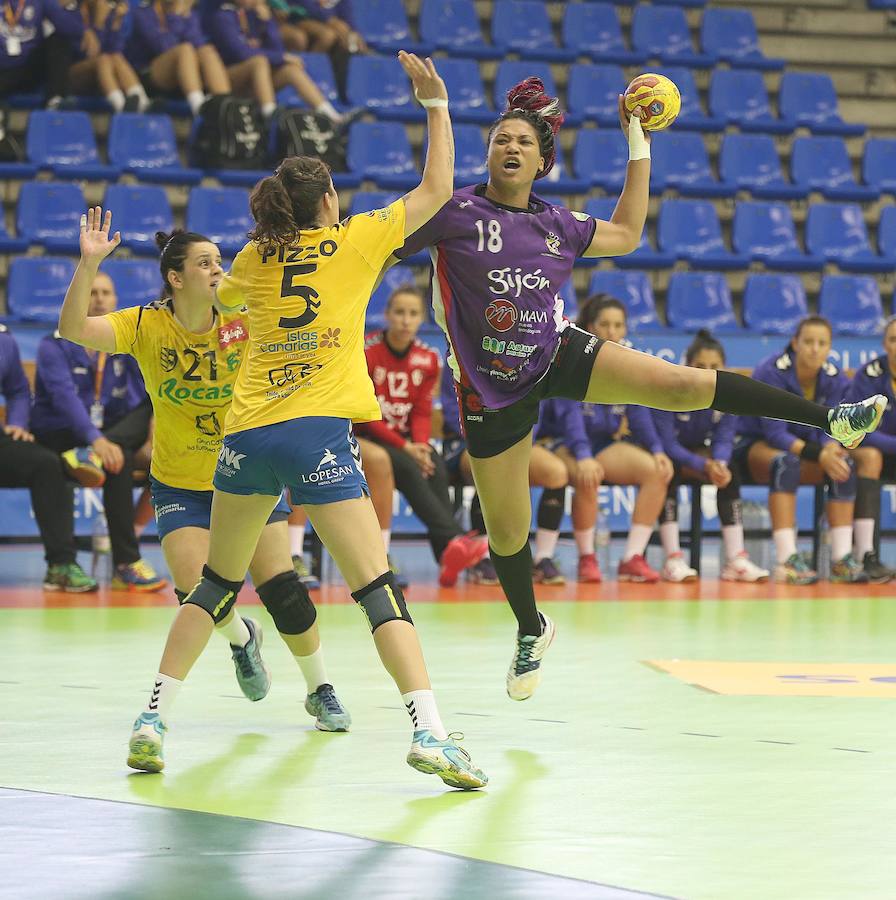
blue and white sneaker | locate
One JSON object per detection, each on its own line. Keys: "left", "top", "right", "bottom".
{"left": 828, "top": 394, "right": 887, "bottom": 449}
{"left": 406, "top": 730, "right": 488, "bottom": 790}
{"left": 304, "top": 683, "right": 351, "bottom": 732}
{"left": 506, "top": 612, "right": 555, "bottom": 701}
{"left": 231, "top": 617, "right": 271, "bottom": 701}
{"left": 127, "top": 711, "right": 166, "bottom": 773}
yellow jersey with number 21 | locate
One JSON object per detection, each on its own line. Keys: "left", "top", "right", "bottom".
{"left": 217, "top": 200, "right": 407, "bottom": 436}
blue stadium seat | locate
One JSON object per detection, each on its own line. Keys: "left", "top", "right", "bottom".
{"left": 102, "top": 185, "right": 174, "bottom": 256}
{"left": 588, "top": 270, "right": 662, "bottom": 330}
{"left": 708, "top": 70, "right": 795, "bottom": 134}
{"left": 423, "top": 124, "right": 486, "bottom": 183}
{"left": 276, "top": 53, "right": 340, "bottom": 107}
{"left": 742, "top": 274, "right": 809, "bottom": 334}
{"left": 718, "top": 133, "right": 807, "bottom": 200}
{"left": 573, "top": 130, "right": 629, "bottom": 193}
{"left": 366, "top": 265, "right": 419, "bottom": 329}
{"left": 649, "top": 132, "right": 736, "bottom": 198}
{"left": 567, "top": 64, "right": 626, "bottom": 127}
{"left": 101, "top": 258, "right": 160, "bottom": 310}
{"left": 558, "top": 278, "right": 578, "bottom": 319}
{"left": 435, "top": 58, "right": 494, "bottom": 124}
{"left": 700, "top": 8, "right": 785, "bottom": 70}
{"left": 185, "top": 187, "right": 252, "bottom": 256}
{"left": 7, "top": 257, "right": 76, "bottom": 322}
{"left": 346, "top": 56, "right": 422, "bottom": 122}
{"left": 347, "top": 122, "right": 418, "bottom": 190}
{"left": 658, "top": 200, "right": 750, "bottom": 269}
{"left": 806, "top": 203, "right": 892, "bottom": 273}
{"left": 585, "top": 198, "right": 673, "bottom": 269}
{"left": 651, "top": 0, "right": 706, "bottom": 9}
{"left": 880, "top": 207, "right": 896, "bottom": 261}
{"left": 863, "top": 139, "right": 896, "bottom": 195}
{"left": 26, "top": 111, "right": 119, "bottom": 180}
{"left": 631, "top": 6, "right": 716, "bottom": 67}
{"left": 0, "top": 221, "right": 28, "bottom": 254}
{"left": 666, "top": 272, "right": 740, "bottom": 332}
{"left": 790, "top": 136, "right": 879, "bottom": 202}
{"left": 418, "top": 0, "right": 502, "bottom": 60}
{"left": 536, "top": 143, "right": 588, "bottom": 194}
{"left": 658, "top": 66, "right": 724, "bottom": 132}
{"left": 16, "top": 182, "right": 85, "bottom": 254}
{"left": 348, "top": 191, "right": 401, "bottom": 216}
{"left": 732, "top": 201, "right": 823, "bottom": 271}
{"left": 778, "top": 73, "right": 865, "bottom": 136}
{"left": 352, "top": 0, "right": 432, "bottom": 54}
{"left": 562, "top": 4, "right": 644, "bottom": 65}
{"left": 869, "top": 0, "right": 896, "bottom": 8}
{"left": 493, "top": 1, "right": 575, "bottom": 62}
{"left": 108, "top": 113, "right": 201, "bottom": 185}
{"left": 819, "top": 275, "right": 884, "bottom": 336}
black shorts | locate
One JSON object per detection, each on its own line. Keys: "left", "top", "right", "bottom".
{"left": 459, "top": 326, "right": 604, "bottom": 459}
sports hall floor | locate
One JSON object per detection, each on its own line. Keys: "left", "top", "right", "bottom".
{"left": 2, "top": 538, "right": 894, "bottom": 900}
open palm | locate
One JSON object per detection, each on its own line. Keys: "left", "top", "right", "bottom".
{"left": 79, "top": 206, "right": 122, "bottom": 263}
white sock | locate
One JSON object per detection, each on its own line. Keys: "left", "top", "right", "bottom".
{"left": 402, "top": 689, "right": 446, "bottom": 739}
{"left": 294, "top": 645, "right": 328, "bottom": 693}
{"left": 216, "top": 612, "right": 251, "bottom": 648}
{"left": 316, "top": 100, "right": 341, "bottom": 122}
{"left": 187, "top": 90, "right": 206, "bottom": 116}
{"left": 854, "top": 518, "right": 875, "bottom": 560}
{"left": 721, "top": 524, "right": 745, "bottom": 561}
{"left": 106, "top": 89, "right": 125, "bottom": 112}
{"left": 573, "top": 527, "right": 594, "bottom": 557}
{"left": 126, "top": 84, "right": 150, "bottom": 112}
{"left": 773, "top": 528, "right": 797, "bottom": 563}
{"left": 289, "top": 523, "right": 306, "bottom": 557}
{"left": 145, "top": 673, "right": 182, "bottom": 721}
{"left": 261, "top": 101, "right": 277, "bottom": 119}
{"left": 381, "top": 529, "right": 391, "bottom": 553}
{"left": 659, "top": 522, "right": 680, "bottom": 556}
{"left": 623, "top": 523, "right": 653, "bottom": 561}
{"left": 830, "top": 525, "right": 852, "bottom": 562}
{"left": 534, "top": 527, "right": 560, "bottom": 562}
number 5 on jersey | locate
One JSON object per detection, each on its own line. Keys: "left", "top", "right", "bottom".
{"left": 278, "top": 263, "right": 322, "bottom": 328}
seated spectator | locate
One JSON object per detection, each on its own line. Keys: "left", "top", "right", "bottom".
{"left": 205, "top": 0, "right": 346, "bottom": 122}
{"left": 356, "top": 286, "right": 487, "bottom": 588}
{"left": 87, "top": 0, "right": 152, "bottom": 111}
{"left": 0, "top": 324, "right": 98, "bottom": 592}
{"left": 32, "top": 271, "right": 167, "bottom": 592}
{"left": 843, "top": 315, "right": 896, "bottom": 583}
{"left": 126, "top": 0, "right": 231, "bottom": 116}
{"left": 735, "top": 315, "right": 865, "bottom": 585}
{"left": 534, "top": 295, "right": 673, "bottom": 584}
{"left": 653, "top": 330, "right": 769, "bottom": 583}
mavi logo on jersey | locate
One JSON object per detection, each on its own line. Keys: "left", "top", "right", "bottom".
{"left": 485, "top": 299, "right": 518, "bottom": 333}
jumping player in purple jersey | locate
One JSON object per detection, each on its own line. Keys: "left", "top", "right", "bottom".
{"left": 389, "top": 77, "right": 888, "bottom": 702}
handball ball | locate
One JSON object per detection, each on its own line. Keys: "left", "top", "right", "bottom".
{"left": 623, "top": 73, "right": 681, "bottom": 131}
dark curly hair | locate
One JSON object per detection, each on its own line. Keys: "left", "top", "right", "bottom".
{"left": 685, "top": 329, "right": 726, "bottom": 366}
{"left": 154, "top": 229, "right": 214, "bottom": 298}
{"left": 576, "top": 293, "right": 626, "bottom": 331}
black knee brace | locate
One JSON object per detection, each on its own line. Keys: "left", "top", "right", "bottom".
{"left": 662, "top": 483, "right": 679, "bottom": 524}
{"left": 351, "top": 572, "right": 412, "bottom": 633}
{"left": 182, "top": 565, "right": 243, "bottom": 624}
{"left": 175, "top": 588, "right": 188, "bottom": 605}
{"left": 536, "top": 487, "right": 565, "bottom": 531}
{"left": 256, "top": 570, "right": 317, "bottom": 635}
{"left": 855, "top": 476, "right": 881, "bottom": 521}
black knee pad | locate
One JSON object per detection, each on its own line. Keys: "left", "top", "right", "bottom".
{"left": 536, "top": 487, "right": 565, "bottom": 531}
{"left": 855, "top": 476, "right": 881, "bottom": 520}
{"left": 182, "top": 565, "right": 242, "bottom": 624}
{"left": 175, "top": 588, "right": 188, "bottom": 605}
{"left": 351, "top": 572, "right": 412, "bottom": 633}
{"left": 256, "top": 570, "right": 317, "bottom": 635}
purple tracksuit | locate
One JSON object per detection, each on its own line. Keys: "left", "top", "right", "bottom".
{"left": 125, "top": 1, "right": 208, "bottom": 72}
{"left": 843, "top": 355, "right": 896, "bottom": 456}
{"left": 652, "top": 408, "right": 737, "bottom": 471}
{"left": 204, "top": 2, "right": 285, "bottom": 67}
{"left": 0, "top": 327, "right": 32, "bottom": 429}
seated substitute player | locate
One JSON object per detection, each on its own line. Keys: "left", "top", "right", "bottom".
{"left": 843, "top": 315, "right": 896, "bottom": 583}
{"left": 59, "top": 220, "right": 351, "bottom": 736}
{"left": 736, "top": 316, "right": 866, "bottom": 585}
{"left": 357, "top": 286, "right": 488, "bottom": 587}
{"left": 653, "top": 330, "right": 769, "bottom": 583}
{"left": 122, "top": 54, "right": 487, "bottom": 788}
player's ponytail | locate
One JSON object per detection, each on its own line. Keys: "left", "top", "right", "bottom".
{"left": 249, "top": 156, "right": 331, "bottom": 247}
{"left": 155, "top": 229, "right": 213, "bottom": 300}
{"left": 489, "top": 77, "right": 564, "bottom": 179}
{"left": 685, "top": 329, "right": 726, "bottom": 366}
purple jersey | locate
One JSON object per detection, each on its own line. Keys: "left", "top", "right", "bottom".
{"left": 395, "top": 184, "right": 596, "bottom": 409}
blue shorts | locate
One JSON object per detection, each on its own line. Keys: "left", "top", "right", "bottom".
{"left": 214, "top": 416, "right": 369, "bottom": 507}
{"left": 441, "top": 435, "right": 467, "bottom": 477}
{"left": 150, "top": 477, "right": 291, "bottom": 541}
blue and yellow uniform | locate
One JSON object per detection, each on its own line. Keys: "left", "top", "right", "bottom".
{"left": 213, "top": 200, "right": 406, "bottom": 504}
{"left": 105, "top": 298, "right": 289, "bottom": 539}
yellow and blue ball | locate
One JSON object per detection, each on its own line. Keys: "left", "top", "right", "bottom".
{"left": 623, "top": 74, "right": 681, "bottom": 131}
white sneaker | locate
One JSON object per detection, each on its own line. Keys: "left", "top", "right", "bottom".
{"left": 127, "top": 711, "right": 166, "bottom": 772}
{"left": 506, "top": 612, "right": 555, "bottom": 701}
{"left": 661, "top": 552, "right": 697, "bottom": 583}
{"left": 721, "top": 552, "right": 770, "bottom": 583}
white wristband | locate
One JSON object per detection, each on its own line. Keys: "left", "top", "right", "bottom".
{"left": 416, "top": 94, "right": 448, "bottom": 109}
{"left": 627, "top": 113, "right": 650, "bottom": 161}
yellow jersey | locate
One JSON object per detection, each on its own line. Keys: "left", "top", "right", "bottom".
{"left": 106, "top": 300, "right": 250, "bottom": 491}
{"left": 217, "top": 200, "right": 406, "bottom": 435}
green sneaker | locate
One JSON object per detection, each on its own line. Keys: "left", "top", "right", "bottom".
{"left": 43, "top": 562, "right": 98, "bottom": 593}
{"left": 230, "top": 617, "right": 271, "bottom": 701}
{"left": 774, "top": 553, "right": 818, "bottom": 585}
{"left": 407, "top": 730, "right": 488, "bottom": 790}
{"left": 304, "top": 683, "right": 352, "bottom": 732}
{"left": 828, "top": 394, "right": 887, "bottom": 449}
{"left": 127, "top": 711, "right": 166, "bottom": 773}
{"left": 830, "top": 553, "right": 869, "bottom": 584}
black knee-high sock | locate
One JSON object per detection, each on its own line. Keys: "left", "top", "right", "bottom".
{"left": 537, "top": 487, "right": 565, "bottom": 531}
{"left": 712, "top": 370, "right": 830, "bottom": 431}
{"left": 489, "top": 541, "right": 542, "bottom": 637}
{"left": 470, "top": 492, "right": 486, "bottom": 535}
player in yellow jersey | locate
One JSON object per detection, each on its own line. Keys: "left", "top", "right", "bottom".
{"left": 58, "top": 220, "right": 352, "bottom": 758}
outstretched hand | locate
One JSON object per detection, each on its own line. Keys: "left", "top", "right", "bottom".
{"left": 617, "top": 94, "right": 651, "bottom": 145}
{"left": 398, "top": 51, "right": 447, "bottom": 105}
{"left": 79, "top": 206, "right": 121, "bottom": 265}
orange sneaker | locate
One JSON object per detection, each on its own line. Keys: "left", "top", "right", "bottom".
{"left": 577, "top": 553, "right": 602, "bottom": 583}
{"left": 439, "top": 533, "right": 489, "bottom": 587}
{"left": 617, "top": 553, "right": 659, "bottom": 583}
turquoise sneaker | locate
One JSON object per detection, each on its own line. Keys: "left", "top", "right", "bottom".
{"left": 506, "top": 612, "right": 556, "bottom": 701}
{"left": 127, "top": 711, "right": 166, "bottom": 773}
{"left": 828, "top": 394, "right": 887, "bottom": 449}
{"left": 231, "top": 617, "right": 271, "bottom": 701}
{"left": 304, "top": 683, "right": 351, "bottom": 732}
{"left": 406, "top": 730, "right": 488, "bottom": 790}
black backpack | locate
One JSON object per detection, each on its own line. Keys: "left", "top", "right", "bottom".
{"left": 192, "top": 96, "right": 267, "bottom": 169}
{"left": 273, "top": 110, "right": 348, "bottom": 171}
{"left": 0, "top": 102, "right": 24, "bottom": 163}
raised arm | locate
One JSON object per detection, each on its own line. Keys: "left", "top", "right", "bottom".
{"left": 398, "top": 52, "right": 453, "bottom": 238}
{"left": 58, "top": 207, "right": 121, "bottom": 353}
